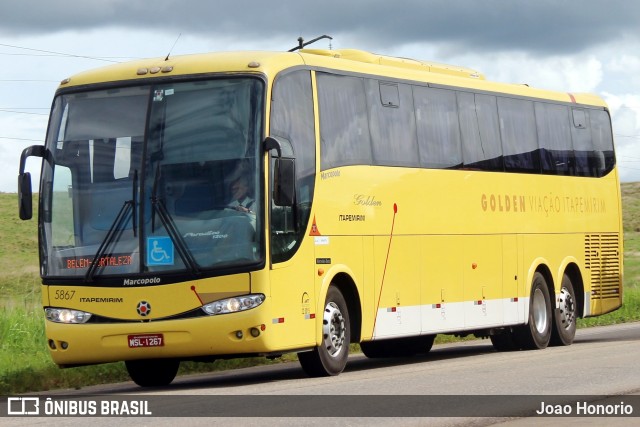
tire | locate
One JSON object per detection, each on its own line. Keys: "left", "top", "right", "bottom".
{"left": 361, "top": 335, "right": 435, "bottom": 358}
{"left": 298, "top": 286, "right": 350, "bottom": 376}
{"left": 490, "top": 329, "right": 520, "bottom": 352}
{"left": 125, "top": 358, "right": 180, "bottom": 387}
{"left": 515, "top": 272, "right": 552, "bottom": 350}
{"left": 550, "top": 273, "right": 577, "bottom": 346}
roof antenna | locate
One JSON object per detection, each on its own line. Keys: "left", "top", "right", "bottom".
{"left": 288, "top": 35, "right": 333, "bottom": 52}
{"left": 165, "top": 33, "right": 182, "bottom": 61}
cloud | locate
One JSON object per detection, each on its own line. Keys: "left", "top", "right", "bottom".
{"left": 1, "top": 1, "right": 640, "bottom": 55}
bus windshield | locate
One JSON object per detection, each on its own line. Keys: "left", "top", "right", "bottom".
{"left": 40, "top": 78, "right": 264, "bottom": 281}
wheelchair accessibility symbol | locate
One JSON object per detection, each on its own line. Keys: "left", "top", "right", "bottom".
{"left": 147, "top": 237, "right": 174, "bottom": 266}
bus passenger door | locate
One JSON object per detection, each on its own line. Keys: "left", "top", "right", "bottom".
{"left": 268, "top": 239, "right": 317, "bottom": 350}
{"left": 268, "top": 199, "right": 316, "bottom": 350}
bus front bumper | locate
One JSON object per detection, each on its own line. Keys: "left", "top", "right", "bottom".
{"left": 45, "top": 309, "right": 280, "bottom": 366}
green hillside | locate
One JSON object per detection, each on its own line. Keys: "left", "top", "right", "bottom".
{"left": 0, "top": 193, "right": 39, "bottom": 303}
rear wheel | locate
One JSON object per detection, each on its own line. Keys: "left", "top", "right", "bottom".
{"left": 516, "top": 272, "right": 552, "bottom": 350}
{"left": 550, "top": 274, "right": 577, "bottom": 346}
{"left": 298, "top": 286, "right": 350, "bottom": 376}
{"left": 125, "top": 358, "right": 180, "bottom": 387}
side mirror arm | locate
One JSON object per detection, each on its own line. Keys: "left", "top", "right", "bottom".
{"left": 19, "top": 145, "right": 46, "bottom": 175}
{"left": 263, "top": 136, "right": 282, "bottom": 159}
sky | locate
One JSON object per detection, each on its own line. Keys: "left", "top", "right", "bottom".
{"left": 1, "top": 0, "right": 640, "bottom": 193}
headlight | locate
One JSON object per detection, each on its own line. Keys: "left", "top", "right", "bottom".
{"left": 45, "top": 308, "right": 92, "bottom": 324}
{"left": 202, "top": 294, "right": 265, "bottom": 316}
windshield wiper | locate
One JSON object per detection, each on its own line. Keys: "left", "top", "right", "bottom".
{"left": 150, "top": 165, "right": 200, "bottom": 276}
{"left": 151, "top": 196, "right": 200, "bottom": 276}
{"left": 84, "top": 173, "right": 140, "bottom": 282}
{"left": 84, "top": 199, "right": 133, "bottom": 283}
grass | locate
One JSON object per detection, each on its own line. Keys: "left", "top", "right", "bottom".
{"left": 1, "top": 183, "right": 639, "bottom": 394}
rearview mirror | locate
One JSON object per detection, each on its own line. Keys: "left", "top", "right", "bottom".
{"left": 264, "top": 136, "right": 296, "bottom": 207}
{"left": 18, "top": 144, "right": 46, "bottom": 221}
{"left": 18, "top": 172, "right": 33, "bottom": 220}
{"left": 273, "top": 158, "right": 295, "bottom": 207}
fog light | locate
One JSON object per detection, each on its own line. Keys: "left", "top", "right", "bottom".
{"left": 60, "top": 341, "right": 69, "bottom": 350}
{"left": 235, "top": 331, "right": 243, "bottom": 339}
{"left": 250, "top": 327, "right": 260, "bottom": 337}
{"left": 48, "top": 339, "right": 56, "bottom": 350}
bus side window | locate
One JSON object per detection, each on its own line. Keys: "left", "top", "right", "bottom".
{"left": 571, "top": 109, "right": 594, "bottom": 177}
{"left": 589, "top": 110, "right": 615, "bottom": 177}
{"left": 270, "top": 70, "right": 316, "bottom": 263}
{"left": 535, "top": 103, "right": 572, "bottom": 175}
{"left": 317, "top": 73, "right": 372, "bottom": 170}
{"left": 413, "top": 86, "right": 462, "bottom": 169}
{"left": 497, "top": 97, "right": 539, "bottom": 173}
{"left": 367, "top": 80, "right": 419, "bottom": 167}
{"left": 458, "top": 92, "right": 503, "bottom": 171}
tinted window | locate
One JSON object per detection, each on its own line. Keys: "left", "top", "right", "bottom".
{"left": 570, "top": 108, "right": 593, "bottom": 176}
{"left": 270, "top": 70, "right": 316, "bottom": 262}
{"left": 458, "top": 92, "right": 503, "bottom": 170}
{"left": 317, "top": 73, "right": 372, "bottom": 170}
{"left": 271, "top": 70, "right": 316, "bottom": 181}
{"left": 535, "top": 103, "right": 572, "bottom": 175}
{"left": 367, "top": 80, "right": 419, "bottom": 167}
{"left": 414, "top": 86, "right": 462, "bottom": 168}
{"left": 590, "top": 110, "right": 615, "bottom": 176}
{"left": 498, "top": 97, "right": 539, "bottom": 172}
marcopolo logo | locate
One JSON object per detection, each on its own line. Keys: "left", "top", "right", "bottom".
{"left": 123, "top": 277, "right": 161, "bottom": 286}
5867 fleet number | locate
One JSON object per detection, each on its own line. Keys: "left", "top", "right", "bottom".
{"left": 53, "top": 290, "right": 75, "bottom": 300}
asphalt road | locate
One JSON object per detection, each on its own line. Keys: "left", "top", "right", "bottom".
{"left": 5, "top": 322, "right": 640, "bottom": 426}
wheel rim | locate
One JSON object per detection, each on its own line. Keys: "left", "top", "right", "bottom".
{"left": 532, "top": 288, "right": 548, "bottom": 334}
{"left": 558, "top": 286, "right": 576, "bottom": 330}
{"left": 323, "top": 301, "right": 346, "bottom": 357}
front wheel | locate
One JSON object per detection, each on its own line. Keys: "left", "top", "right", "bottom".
{"left": 298, "top": 286, "right": 350, "bottom": 377}
{"left": 125, "top": 358, "right": 180, "bottom": 387}
{"left": 550, "top": 274, "right": 577, "bottom": 346}
{"left": 515, "top": 272, "right": 552, "bottom": 350}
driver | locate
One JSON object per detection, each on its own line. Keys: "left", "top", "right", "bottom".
{"left": 228, "top": 176, "right": 255, "bottom": 214}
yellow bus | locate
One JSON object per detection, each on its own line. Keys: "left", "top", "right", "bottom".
{"left": 18, "top": 41, "right": 623, "bottom": 386}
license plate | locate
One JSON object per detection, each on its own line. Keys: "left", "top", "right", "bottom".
{"left": 128, "top": 333, "right": 164, "bottom": 348}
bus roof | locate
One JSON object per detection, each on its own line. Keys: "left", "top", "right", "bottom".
{"left": 58, "top": 48, "right": 606, "bottom": 108}
{"left": 301, "top": 48, "right": 486, "bottom": 80}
